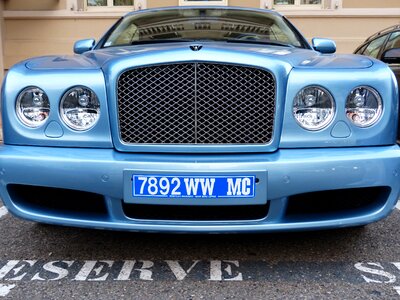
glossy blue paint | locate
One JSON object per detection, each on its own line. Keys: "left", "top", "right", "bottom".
{"left": 1, "top": 6, "right": 400, "bottom": 232}
{"left": 44, "top": 121, "right": 64, "bottom": 138}
{"left": 330, "top": 121, "right": 351, "bottom": 138}
{"left": 280, "top": 59, "right": 398, "bottom": 148}
{"left": 73, "top": 39, "right": 96, "bottom": 55}
{"left": 0, "top": 145, "right": 399, "bottom": 232}
{"left": 4, "top": 43, "right": 395, "bottom": 151}
{"left": 2, "top": 61, "right": 112, "bottom": 148}
{"left": 312, "top": 38, "right": 337, "bottom": 54}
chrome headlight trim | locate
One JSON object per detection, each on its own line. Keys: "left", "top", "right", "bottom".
{"left": 60, "top": 86, "right": 101, "bottom": 131}
{"left": 292, "top": 85, "right": 336, "bottom": 131}
{"left": 16, "top": 86, "right": 50, "bottom": 128}
{"left": 346, "top": 86, "right": 383, "bottom": 128}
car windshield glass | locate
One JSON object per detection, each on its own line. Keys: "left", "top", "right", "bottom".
{"left": 103, "top": 8, "right": 304, "bottom": 48}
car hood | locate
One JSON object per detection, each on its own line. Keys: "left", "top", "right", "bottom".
{"left": 25, "top": 42, "right": 373, "bottom": 70}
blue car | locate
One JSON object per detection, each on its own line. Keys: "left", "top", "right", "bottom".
{"left": 1, "top": 6, "right": 399, "bottom": 233}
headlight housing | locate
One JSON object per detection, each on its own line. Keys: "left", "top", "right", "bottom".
{"left": 346, "top": 86, "right": 382, "bottom": 127}
{"left": 16, "top": 87, "right": 50, "bottom": 128}
{"left": 293, "top": 86, "right": 335, "bottom": 131}
{"left": 60, "top": 86, "right": 100, "bottom": 131}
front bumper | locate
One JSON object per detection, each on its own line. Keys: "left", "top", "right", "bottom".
{"left": 0, "top": 144, "right": 399, "bottom": 233}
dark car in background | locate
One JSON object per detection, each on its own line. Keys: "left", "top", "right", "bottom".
{"left": 355, "top": 24, "right": 400, "bottom": 89}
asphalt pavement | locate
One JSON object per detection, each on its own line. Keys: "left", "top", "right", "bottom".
{"left": 0, "top": 200, "right": 400, "bottom": 299}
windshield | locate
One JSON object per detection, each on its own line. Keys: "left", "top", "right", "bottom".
{"left": 103, "top": 8, "right": 305, "bottom": 48}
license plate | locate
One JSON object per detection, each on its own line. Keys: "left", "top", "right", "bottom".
{"left": 132, "top": 175, "right": 256, "bottom": 198}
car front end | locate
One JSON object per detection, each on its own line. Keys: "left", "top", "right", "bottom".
{"left": 0, "top": 7, "right": 399, "bottom": 233}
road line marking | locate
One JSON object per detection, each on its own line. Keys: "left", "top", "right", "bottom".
{"left": 0, "top": 207, "right": 7, "bottom": 219}
{"left": 0, "top": 284, "right": 15, "bottom": 297}
{"left": 394, "top": 286, "right": 400, "bottom": 296}
{"left": 396, "top": 201, "right": 400, "bottom": 210}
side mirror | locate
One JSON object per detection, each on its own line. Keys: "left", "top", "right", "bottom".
{"left": 74, "top": 39, "right": 96, "bottom": 54}
{"left": 312, "top": 38, "right": 336, "bottom": 54}
{"left": 381, "top": 48, "right": 400, "bottom": 64}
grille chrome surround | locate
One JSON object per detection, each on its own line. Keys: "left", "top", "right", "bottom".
{"left": 117, "top": 63, "right": 276, "bottom": 145}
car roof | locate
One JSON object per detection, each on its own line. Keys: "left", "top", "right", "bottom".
{"left": 125, "top": 6, "right": 282, "bottom": 18}
{"left": 365, "top": 24, "right": 400, "bottom": 42}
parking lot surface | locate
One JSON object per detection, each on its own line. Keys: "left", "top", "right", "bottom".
{"left": 1, "top": 200, "right": 400, "bottom": 299}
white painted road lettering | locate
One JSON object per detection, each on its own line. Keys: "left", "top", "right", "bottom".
{"left": 166, "top": 260, "right": 200, "bottom": 281}
{"left": 0, "top": 260, "right": 244, "bottom": 282}
{"left": 115, "top": 260, "right": 136, "bottom": 281}
{"left": 353, "top": 262, "right": 400, "bottom": 296}
{"left": 74, "top": 261, "right": 113, "bottom": 281}
{"left": 4, "top": 259, "right": 400, "bottom": 298}
{"left": 0, "top": 284, "right": 15, "bottom": 297}
{"left": 1, "top": 260, "right": 399, "bottom": 283}
{"left": 0, "top": 207, "right": 8, "bottom": 219}
{"left": 210, "top": 260, "right": 243, "bottom": 281}
{"left": 32, "top": 261, "right": 74, "bottom": 281}
{"left": 354, "top": 262, "right": 396, "bottom": 283}
{"left": 0, "top": 261, "right": 19, "bottom": 280}
{"left": 133, "top": 260, "right": 154, "bottom": 281}
{"left": 113, "top": 260, "right": 155, "bottom": 281}
{"left": 0, "top": 260, "right": 36, "bottom": 281}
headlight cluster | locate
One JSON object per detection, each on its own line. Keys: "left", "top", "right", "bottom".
{"left": 16, "top": 86, "right": 100, "bottom": 131}
{"left": 16, "top": 87, "right": 50, "bottom": 128}
{"left": 345, "top": 86, "right": 382, "bottom": 128}
{"left": 60, "top": 87, "right": 100, "bottom": 131}
{"left": 293, "top": 86, "right": 382, "bottom": 130}
{"left": 293, "top": 86, "right": 335, "bottom": 131}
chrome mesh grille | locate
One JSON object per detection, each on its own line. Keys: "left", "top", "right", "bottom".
{"left": 117, "top": 63, "right": 275, "bottom": 145}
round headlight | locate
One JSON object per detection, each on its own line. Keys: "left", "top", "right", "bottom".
{"left": 293, "top": 86, "right": 335, "bottom": 131}
{"left": 16, "top": 87, "right": 50, "bottom": 128}
{"left": 60, "top": 87, "right": 100, "bottom": 131}
{"left": 346, "top": 86, "right": 382, "bottom": 127}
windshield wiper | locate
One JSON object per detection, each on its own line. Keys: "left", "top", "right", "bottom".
{"left": 131, "top": 39, "right": 196, "bottom": 45}
{"left": 225, "top": 39, "right": 294, "bottom": 48}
